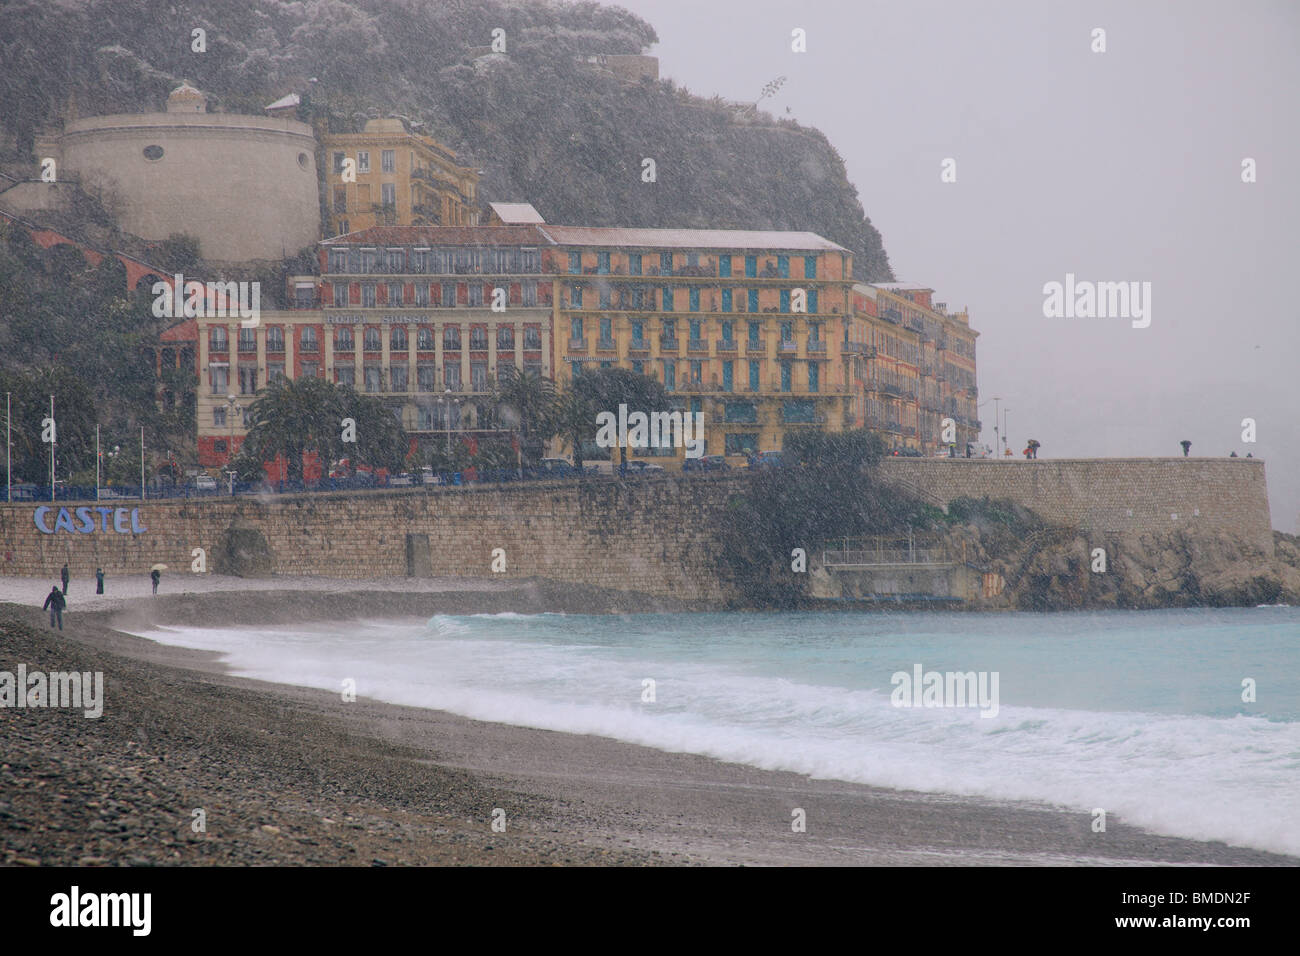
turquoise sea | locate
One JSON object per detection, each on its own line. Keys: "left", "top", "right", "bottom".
{"left": 132, "top": 606, "right": 1300, "bottom": 856}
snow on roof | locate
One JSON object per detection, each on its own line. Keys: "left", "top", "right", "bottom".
{"left": 538, "top": 225, "right": 847, "bottom": 252}
{"left": 488, "top": 202, "right": 545, "bottom": 224}
{"left": 264, "top": 93, "right": 300, "bottom": 112}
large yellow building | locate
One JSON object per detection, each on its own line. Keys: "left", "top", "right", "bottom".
{"left": 322, "top": 119, "right": 479, "bottom": 235}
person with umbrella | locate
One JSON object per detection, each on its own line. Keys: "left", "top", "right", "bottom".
{"left": 150, "top": 563, "right": 166, "bottom": 595}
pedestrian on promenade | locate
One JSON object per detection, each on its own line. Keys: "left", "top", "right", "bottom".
{"left": 96, "top": 567, "right": 105, "bottom": 594}
{"left": 151, "top": 567, "right": 161, "bottom": 595}
{"left": 1180, "top": 440, "right": 1191, "bottom": 457}
{"left": 1023, "top": 446, "right": 1031, "bottom": 459}
{"left": 61, "top": 563, "right": 69, "bottom": 594}
{"left": 1230, "top": 451, "right": 1238, "bottom": 458}
{"left": 1027, "top": 439, "right": 1040, "bottom": 459}
{"left": 43, "top": 585, "right": 66, "bottom": 630}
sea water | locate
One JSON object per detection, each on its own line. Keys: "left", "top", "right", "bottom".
{"left": 130, "top": 606, "right": 1300, "bottom": 857}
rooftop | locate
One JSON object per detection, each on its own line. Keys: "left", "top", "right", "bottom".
{"left": 488, "top": 202, "right": 545, "bottom": 224}
{"left": 537, "top": 224, "right": 847, "bottom": 252}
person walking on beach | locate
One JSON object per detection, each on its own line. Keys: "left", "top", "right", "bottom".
{"left": 150, "top": 567, "right": 161, "bottom": 595}
{"left": 61, "top": 563, "right": 69, "bottom": 594}
{"left": 1180, "top": 439, "right": 1192, "bottom": 457}
{"left": 43, "top": 585, "right": 66, "bottom": 630}
{"left": 96, "top": 567, "right": 105, "bottom": 594}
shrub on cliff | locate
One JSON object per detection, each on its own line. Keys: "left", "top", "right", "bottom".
{"left": 716, "top": 429, "right": 930, "bottom": 607}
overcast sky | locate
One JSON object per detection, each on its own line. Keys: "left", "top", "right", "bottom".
{"left": 608, "top": 0, "right": 1300, "bottom": 530}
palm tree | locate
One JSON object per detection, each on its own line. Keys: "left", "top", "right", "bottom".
{"left": 491, "top": 367, "right": 557, "bottom": 470}
{"left": 571, "top": 366, "right": 672, "bottom": 469}
{"left": 553, "top": 387, "right": 599, "bottom": 473}
{"left": 242, "top": 376, "right": 342, "bottom": 483}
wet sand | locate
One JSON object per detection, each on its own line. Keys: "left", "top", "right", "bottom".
{"left": 1, "top": 576, "right": 1294, "bottom": 867}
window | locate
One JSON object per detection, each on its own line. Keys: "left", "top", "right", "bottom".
{"left": 777, "top": 255, "right": 789, "bottom": 278}
{"left": 524, "top": 327, "right": 541, "bottom": 350}
{"left": 417, "top": 406, "right": 435, "bottom": 430}
{"left": 471, "top": 362, "right": 488, "bottom": 391}
{"left": 719, "top": 254, "right": 732, "bottom": 277}
{"left": 570, "top": 316, "right": 583, "bottom": 341}
{"left": 632, "top": 360, "right": 644, "bottom": 375}
{"left": 804, "top": 256, "right": 817, "bottom": 279}
{"left": 386, "top": 249, "right": 404, "bottom": 272}
{"left": 238, "top": 366, "right": 257, "bottom": 395}
{"left": 748, "top": 289, "right": 759, "bottom": 312}
{"left": 213, "top": 406, "right": 226, "bottom": 427}
{"left": 721, "top": 289, "right": 732, "bottom": 312}
{"left": 333, "top": 152, "right": 345, "bottom": 174}
{"left": 143, "top": 144, "right": 164, "bottom": 161}
{"left": 300, "top": 327, "right": 318, "bottom": 351}
{"left": 744, "top": 255, "right": 757, "bottom": 278}
{"left": 210, "top": 327, "right": 227, "bottom": 351}
{"left": 687, "top": 252, "right": 699, "bottom": 268}
{"left": 570, "top": 284, "right": 583, "bottom": 308}
{"left": 441, "top": 283, "right": 456, "bottom": 308}
{"left": 361, "top": 284, "right": 376, "bottom": 307}
{"left": 748, "top": 360, "right": 759, "bottom": 392}
{"left": 333, "top": 187, "right": 346, "bottom": 214}
{"left": 381, "top": 183, "right": 396, "bottom": 208}
{"left": 780, "top": 321, "right": 793, "bottom": 343}
{"left": 336, "top": 366, "right": 354, "bottom": 387}
{"left": 599, "top": 286, "right": 611, "bottom": 309}
{"left": 468, "top": 284, "right": 484, "bottom": 307}
{"left": 722, "top": 361, "right": 733, "bottom": 391}
{"left": 599, "top": 316, "right": 612, "bottom": 342}
{"left": 725, "top": 433, "right": 758, "bottom": 456}
{"left": 808, "top": 363, "right": 819, "bottom": 393}
{"left": 568, "top": 252, "right": 581, "bottom": 274}
{"left": 689, "top": 360, "right": 702, "bottom": 384}
{"left": 689, "top": 288, "right": 700, "bottom": 312}
{"left": 417, "top": 364, "right": 436, "bottom": 392}
{"left": 336, "top": 327, "right": 354, "bottom": 351}
{"left": 722, "top": 320, "right": 734, "bottom": 343}
{"left": 807, "top": 289, "right": 818, "bottom": 314}
{"left": 390, "top": 365, "right": 408, "bottom": 392}
{"left": 444, "top": 363, "right": 461, "bottom": 389}
{"left": 328, "top": 249, "right": 347, "bottom": 273}
{"left": 470, "top": 327, "right": 488, "bottom": 349}
{"left": 387, "top": 282, "right": 403, "bottom": 306}
{"left": 748, "top": 321, "right": 760, "bottom": 345}
{"left": 689, "top": 318, "right": 701, "bottom": 342}
{"left": 780, "top": 361, "right": 792, "bottom": 392}
{"left": 267, "top": 362, "right": 285, "bottom": 384}
{"left": 661, "top": 286, "right": 672, "bottom": 311}
{"left": 444, "top": 326, "right": 461, "bottom": 349}
{"left": 390, "top": 326, "right": 407, "bottom": 350}
{"left": 238, "top": 328, "right": 256, "bottom": 352}
{"left": 597, "top": 252, "right": 610, "bottom": 274}
{"left": 663, "top": 360, "right": 675, "bottom": 390}
{"left": 414, "top": 284, "right": 429, "bottom": 307}
{"left": 631, "top": 320, "right": 643, "bottom": 345}
{"left": 780, "top": 289, "right": 791, "bottom": 313}
{"left": 660, "top": 252, "right": 673, "bottom": 273}
{"left": 363, "top": 328, "right": 381, "bottom": 351}
{"left": 570, "top": 361, "right": 583, "bottom": 378}
{"left": 629, "top": 253, "right": 642, "bottom": 275}
{"left": 381, "top": 149, "right": 395, "bottom": 173}
{"left": 333, "top": 284, "right": 348, "bottom": 307}
{"left": 266, "top": 327, "right": 284, "bottom": 352}
{"left": 302, "top": 361, "right": 319, "bottom": 379}
{"left": 521, "top": 281, "right": 537, "bottom": 307}
{"left": 364, "top": 365, "right": 382, "bottom": 392}
{"left": 524, "top": 361, "right": 542, "bottom": 377}
{"left": 418, "top": 327, "right": 434, "bottom": 350}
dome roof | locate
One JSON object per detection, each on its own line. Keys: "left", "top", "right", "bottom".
{"left": 167, "top": 82, "right": 207, "bottom": 112}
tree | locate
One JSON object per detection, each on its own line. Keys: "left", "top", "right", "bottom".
{"left": 0, "top": 366, "right": 97, "bottom": 487}
{"left": 491, "top": 367, "right": 556, "bottom": 469}
{"left": 241, "top": 376, "right": 342, "bottom": 483}
{"left": 552, "top": 387, "right": 599, "bottom": 473}
{"left": 338, "top": 387, "right": 408, "bottom": 475}
{"left": 570, "top": 366, "right": 671, "bottom": 468}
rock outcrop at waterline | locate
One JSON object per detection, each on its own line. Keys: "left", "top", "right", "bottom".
{"left": 955, "top": 525, "right": 1300, "bottom": 611}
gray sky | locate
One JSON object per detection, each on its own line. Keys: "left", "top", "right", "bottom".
{"left": 609, "top": 0, "right": 1300, "bottom": 530}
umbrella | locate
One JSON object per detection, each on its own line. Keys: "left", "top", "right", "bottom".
{"left": 150, "top": 563, "right": 167, "bottom": 571}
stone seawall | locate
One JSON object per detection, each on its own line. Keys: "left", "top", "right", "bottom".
{"left": 0, "top": 459, "right": 1276, "bottom": 600}
{"left": 0, "top": 477, "right": 738, "bottom": 601}
{"left": 878, "top": 458, "right": 1274, "bottom": 554}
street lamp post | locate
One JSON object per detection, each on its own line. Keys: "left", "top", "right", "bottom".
{"left": 992, "top": 396, "right": 1001, "bottom": 460}
{"left": 1004, "top": 408, "right": 1011, "bottom": 457}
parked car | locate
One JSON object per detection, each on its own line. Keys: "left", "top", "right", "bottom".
{"left": 683, "top": 454, "right": 730, "bottom": 473}
{"left": 193, "top": 474, "right": 218, "bottom": 492}
{"left": 748, "top": 451, "right": 784, "bottom": 469}
{"left": 388, "top": 472, "right": 415, "bottom": 487}
{"left": 99, "top": 486, "right": 132, "bottom": 499}
{"left": 420, "top": 467, "right": 440, "bottom": 485}
{"left": 9, "top": 482, "right": 39, "bottom": 501}
{"left": 624, "top": 460, "right": 665, "bottom": 474}
{"left": 539, "top": 457, "right": 576, "bottom": 477}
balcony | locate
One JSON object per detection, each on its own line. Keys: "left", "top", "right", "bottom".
{"left": 745, "top": 339, "right": 766, "bottom": 355}
{"left": 567, "top": 337, "right": 588, "bottom": 354}
{"left": 778, "top": 339, "right": 798, "bottom": 354}
{"left": 628, "top": 340, "right": 650, "bottom": 355}
{"left": 807, "top": 340, "right": 826, "bottom": 353}
{"left": 687, "top": 338, "right": 709, "bottom": 354}
{"left": 659, "top": 335, "right": 679, "bottom": 351}
{"left": 717, "top": 339, "right": 737, "bottom": 353}
{"left": 596, "top": 337, "right": 617, "bottom": 352}
{"left": 783, "top": 414, "right": 828, "bottom": 426}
